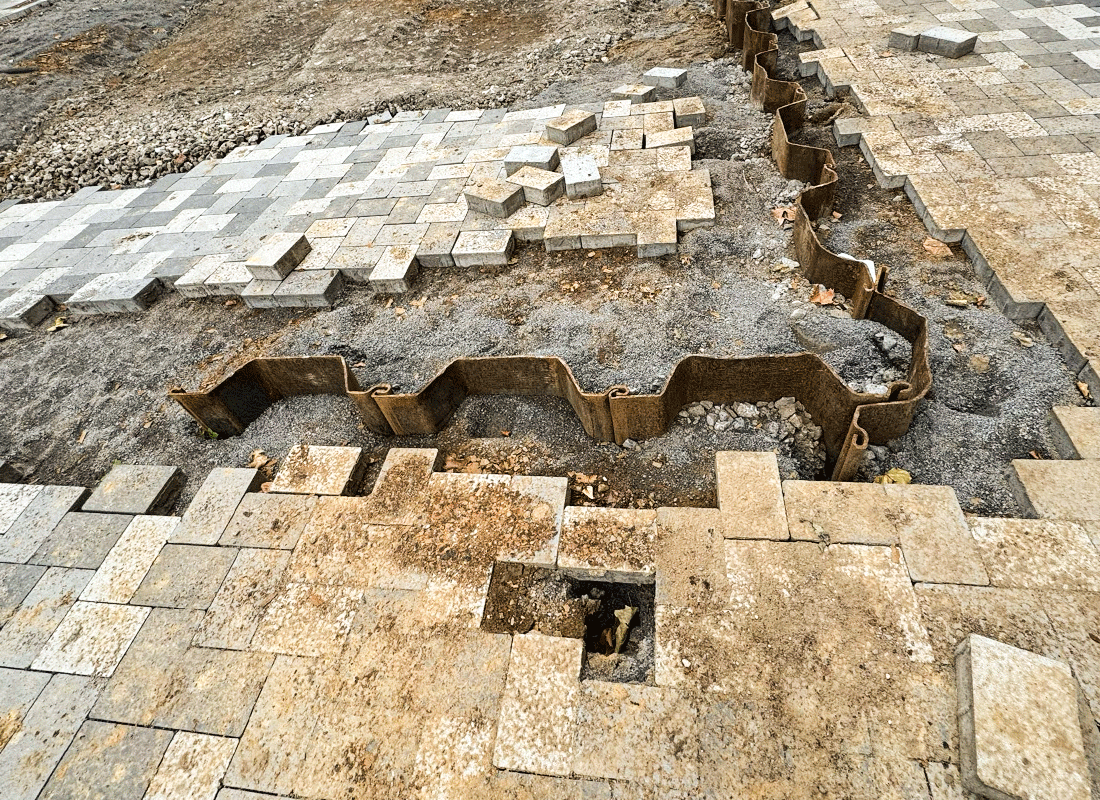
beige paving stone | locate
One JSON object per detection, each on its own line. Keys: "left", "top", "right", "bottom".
{"left": 969, "top": 517, "right": 1100, "bottom": 591}
{"left": 656, "top": 145, "right": 692, "bottom": 171}
{"left": 0, "top": 674, "right": 101, "bottom": 800}
{"left": 80, "top": 515, "right": 177, "bottom": 603}
{"left": 672, "top": 95, "right": 706, "bottom": 128}
{"left": 251, "top": 581, "right": 361, "bottom": 657}
{"left": 30, "top": 511, "right": 133, "bottom": 569}
{"left": 883, "top": 483, "right": 989, "bottom": 585}
{"left": 557, "top": 506, "right": 656, "bottom": 581}
{"left": 610, "top": 129, "right": 644, "bottom": 150}
{"left": 93, "top": 607, "right": 273, "bottom": 737}
{"left": 715, "top": 451, "right": 788, "bottom": 540}
{"left": 572, "top": 681, "right": 699, "bottom": 792}
{"left": 145, "top": 731, "right": 238, "bottom": 800}
{"left": 172, "top": 467, "right": 261, "bottom": 545}
{"left": 611, "top": 83, "right": 656, "bottom": 104}
{"left": 490, "top": 771, "right": 611, "bottom": 798}
{"left": 924, "top": 761, "right": 974, "bottom": 800}
{"left": 0, "top": 667, "right": 50, "bottom": 749}
{"left": 0, "top": 485, "right": 87, "bottom": 564}
{"left": 131, "top": 543, "right": 238, "bottom": 609}
{"left": 0, "top": 563, "right": 45, "bottom": 625}
{"left": 195, "top": 547, "right": 291, "bottom": 649}
{"left": 784, "top": 479, "right": 895, "bottom": 544}
{"left": 31, "top": 600, "right": 149, "bottom": 677}
{"left": 493, "top": 632, "right": 582, "bottom": 777}
{"left": 219, "top": 492, "right": 316, "bottom": 549}
{"left": 545, "top": 109, "right": 598, "bottom": 145}
{"left": 223, "top": 655, "right": 324, "bottom": 796}
{"left": 269, "top": 443, "right": 367, "bottom": 495}
{"left": 1042, "top": 591, "right": 1100, "bottom": 726}
{"left": 1011, "top": 459, "right": 1100, "bottom": 520}
{"left": 0, "top": 484, "right": 42, "bottom": 535}
{"left": 452, "top": 229, "right": 515, "bottom": 267}
{"left": 360, "top": 447, "right": 437, "bottom": 525}
{"left": 957, "top": 634, "right": 1089, "bottom": 800}
{"left": 645, "top": 125, "right": 696, "bottom": 154}
{"left": 0, "top": 566, "right": 93, "bottom": 668}
{"left": 37, "top": 720, "right": 173, "bottom": 800}
{"left": 217, "top": 791, "right": 293, "bottom": 800}
{"left": 654, "top": 506, "right": 730, "bottom": 609}
{"left": 506, "top": 165, "right": 565, "bottom": 206}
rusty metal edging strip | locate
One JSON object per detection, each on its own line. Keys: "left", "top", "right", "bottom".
{"left": 170, "top": 4, "right": 932, "bottom": 482}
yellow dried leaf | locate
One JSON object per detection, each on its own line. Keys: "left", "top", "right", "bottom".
{"left": 809, "top": 285, "right": 835, "bottom": 305}
{"left": 874, "top": 468, "right": 912, "bottom": 485}
{"left": 1079, "top": 381, "right": 1092, "bottom": 400}
{"left": 923, "top": 236, "right": 952, "bottom": 257}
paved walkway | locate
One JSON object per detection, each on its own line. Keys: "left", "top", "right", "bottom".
{"left": 0, "top": 418, "right": 1098, "bottom": 799}
{"left": 779, "top": 0, "right": 1100, "bottom": 392}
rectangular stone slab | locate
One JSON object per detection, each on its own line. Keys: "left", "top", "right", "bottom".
{"left": 504, "top": 145, "right": 560, "bottom": 176}
{"left": 956, "top": 634, "right": 1090, "bottom": 800}
{"left": 82, "top": 464, "right": 182, "bottom": 515}
{"left": 173, "top": 467, "right": 262, "bottom": 545}
{"left": 245, "top": 232, "right": 311, "bottom": 281}
{"left": 452, "top": 230, "right": 515, "bottom": 267}
{"left": 505, "top": 166, "right": 565, "bottom": 207}
{"left": 545, "top": 110, "right": 598, "bottom": 146}
{"left": 642, "top": 66, "right": 688, "bottom": 88}
{"left": 562, "top": 155, "right": 602, "bottom": 200}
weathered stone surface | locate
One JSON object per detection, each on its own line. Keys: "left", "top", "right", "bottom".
{"left": 0, "top": 674, "right": 100, "bottom": 800}
{"left": 504, "top": 144, "right": 560, "bottom": 176}
{"left": 32, "top": 600, "right": 149, "bottom": 677}
{"left": 245, "top": 232, "right": 311, "bottom": 281}
{"left": 93, "top": 607, "right": 273, "bottom": 737}
{"left": 368, "top": 245, "right": 419, "bottom": 293}
{"left": 0, "top": 484, "right": 42, "bottom": 535}
{"left": 884, "top": 483, "right": 989, "bottom": 586}
{"left": 493, "top": 632, "right": 582, "bottom": 777}
{"left": 0, "top": 567, "right": 94, "bottom": 668}
{"left": 172, "top": 468, "right": 261, "bottom": 545}
{"left": 0, "top": 485, "right": 88, "bottom": 563}
{"left": 269, "top": 444, "right": 367, "bottom": 495}
{"left": 1052, "top": 407, "right": 1100, "bottom": 460}
{"left": 611, "top": 83, "right": 656, "bottom": 104}
{"left": 464, "top": 177, "right": 525, "bottom": 219}
{"left": 220, "top": 492, "right": 316, "bottom": 549}
{"left": 195, "top": 548, "right": 292, "bottom": 650}
{"left": 956, "top": 634, "right": 1089, "bottom": 800}
{"left": 38, "top": 721, "right": 173, "bottom": 800}
{"left": 558, "top": 507, "right": 656, "bottom": 581}
{"left": 672, "top": 96, "right": 706, "bottom": 128}
{"left": 30, "top": 511, "right": 133, "bottom": 569}
{"left": 274, "top": 268, "right": 342, "bottom": 308}
{"left": 0, "top": 563, "right": 45, "bottom": 625}
{"left": 1011, "top": 459, "right": 1100, "bottom": 520}
{"left": 889, "top": 22, "right": 929, "bottom": 51}
{"left": 507, "top": 166, "right": 565, "bottom": 206}
{"left": 918, "top": 26, "right": 977, "bottom": 58}
{"left": 645, "top": 125, "right": 696, "bottom": 154}
{"left": 82, "top": 464, "right": 182, "bottom": 515}
{"left": 716, "top": 451, "right": 787, "bottom": 540}
{"left": 251, "top": 581, "right": 361, "bottom": 657}
{"left": 969, "top": 517, "right": 1100, "bottom": 591}
{"left": 144, "top": 731, "right": 238, "bottom": 800}
{"left": 132, "top": 543, "right": 238, "bottom": 609}
{"left": 546, "top": 110, "right": 598, "bottom": 145}
{"left": 80, "top": 515, "right": 177, "bottom": 603}
{"left": 785, "top": 480, "right": 895, "bottom": 544}
{"left": 452, "top": 229, "right": 515, "bottom": 267}
{"left": 562, "top": 154, "right": 602, "bottom": 199}
{"left": 654, "top": 507, "right": 730, "bottom": 609}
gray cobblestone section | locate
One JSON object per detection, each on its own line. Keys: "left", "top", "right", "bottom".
{"left": 0, "top": 92, "right": 714, "bottom": 326}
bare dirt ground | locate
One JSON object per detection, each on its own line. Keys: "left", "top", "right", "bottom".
{"left": 0, "top": 1, "right": 1088, "bottom": 516}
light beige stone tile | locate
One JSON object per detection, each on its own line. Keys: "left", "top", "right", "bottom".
{"left": 251, "top": 581, "right": 360, "bottom": 657}
{"left": 31, "top": 600, "right": 149, "bottom": 677}
{"left": 969, "top": 517, "right": 1100, "bottom": 591}
{"left": 493, "top": 632, "right": 582, "bottom": 777}
{"left": 715, "top": 451, "right": 788, "bottom": 540}
{"left": 883, "top": 484, "right": 988, "bottom": 585}
{"left": 80, "top": 515, "right": 176, "bottom": 603}
{"left": 172, "top": 468, "right": 261, "bottom": 545}
{"left": 654, "top": 506, "right": 730, "bottom": 608}
{"left": 219, "top": 492, "right": 316, "bottom": 549}
{"left": 195, "top": 548, "right": 291, "bottom": 649}
{"left": 0, "top": 567, "right": 94, "bottom": 668}
{"left": 1012, "top": 459, "right": 1100, "bottom": 520}
{"left": 557, "top": 506, "right": 656, "bottom": 580}
{"left": 784, "top": 479, "right": 894, "bottom": 544}
{"left": 145, "top": 731, "right": 238, "bottom": 800}
{"left": 269, "top": 444, "right": 367, "bottom": 496}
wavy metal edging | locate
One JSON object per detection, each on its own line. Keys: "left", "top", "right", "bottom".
{"left": 169, "top": 3, "right": 932, "bottom": 482}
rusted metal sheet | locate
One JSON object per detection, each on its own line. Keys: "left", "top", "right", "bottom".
{"left": 170, "top": 4, "right": 933, "bottom": 483}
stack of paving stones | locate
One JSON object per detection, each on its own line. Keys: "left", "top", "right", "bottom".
{"left": 2, "top": 429, "right": 1100, "bottom": 796}
{"left": 769, "top": 0, "right": 1100, "bottom": 394}
{"left": 0, "top": 70, "right": 714, "bottom": 328}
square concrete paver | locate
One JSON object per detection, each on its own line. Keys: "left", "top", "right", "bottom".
{"left": 493, "top": 632, "right": 583, "bottom": 777}
{"left": 1012, "top": 459, "right": 1100, "bottom": 521}
{"left": 37, "top": 721, "right": 173, "bottom": 800}
{"left": 31, "top": 600, "right": 149, "bottom": 677}
{"left": 0, "top": 674, "right": 100, "bottom": 800}
{"left": 145, "top": 731, "right": 238, "bottom": 800}
{"left": 82, "top": 464, "right": 182, "bottom": 514}
{"left": 0, "top": 566, "right": 94, "bottom": 668}
{"left": 219, "top": 492, "right": 316, "bottom": 549}
{"left": 30, "top": 511, "right": 133, "bottom": 569}
{"left": 884, "top": 483, "right": 989, "bottom": 586}
{"left": 0, "top": 484, "right": 42, "bottom": 535}
{"left": 269, "top": 444, "right": 366, "bottom": 496}
{"left": 131, "top": 543, "right": 238, "bottom": 608}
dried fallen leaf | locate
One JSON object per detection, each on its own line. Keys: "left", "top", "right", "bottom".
{"left": 0, "top": 332, "right": 7, "bottom": 341}
{"left": 77, "top": 429, "right": 86, "bottom": 444}
{"left": 874, "top": 468, "right": 912, "bottom": 485}
{"left": 1079, "top": 381, "right": 1093, "bottom": 400}
{"left": 945, "top": 291, "right": 971, "bottom": 308}
{"left": 409, "top": 297, "right": 426, "bottom": 309}
{"left": 224, "top": 298, "right": 239, "bottom": 307}
{"left": 809, "top": 284, "right": 835, "bottom": 305}
{"left": 500, "top": 430, "right": 511, "bottom": 437}
{"left": 708, "top": 310, "right": 721, "bottom": 319}
{"left": 770, "top": 206, "right": 796, "bottom": 224}
{"left": 46, "top": 316, "right": 68, "bottom": 332}
{"left": 1010, "top": 331, "right": 1034, "bottom": 348}
{"left": 1029, "top": 450, "right": 1044, "bottom": 459}
{"left": 247, "top": 449, "right": 275, "bottom": 471}
{"left": 923, "top": 236, "right": 952, "bottom": 258}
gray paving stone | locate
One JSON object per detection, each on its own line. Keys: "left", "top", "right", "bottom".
{"left": 82, "top": 463, "right": 182, "bottom": 515}
{"left": 507, "top": 166, "right": 566, "bottom": 206}
{"left": 611, "top": 83, "right": 657, "bottom": 104}
{"left": 0, "top": 567, "right": 93, "bottom": 668}
{"left": 37, "top": 720, "right": 173, "bottom": 800}
{"left": 464, "top": 178, "right": 525, "bottom": 219}
{"left": 0, "top": 483, "right": 42, "bottom": 535}
{"left": 274, "top": 268, "right": 343, "bottom": 308}
{"left": 240, "top": 278, "right": 282, "bottom": 309}
{"left": 920, "top": 26, "right": 979, "bottom": 58}
{"left": 369, "top": 245, "right": 419, "bottom": 293}
{"left": 30, "top": 511, "right": 133, "bottom": 569}
{"left": 32, "top": 599, "right": 149, "bottom": 677}
{"left": 563, "top": 155, "right": 603, "bottom": 199}
{"left": 131, "top": 543, "right": 238, "bottom": 609}
{"left": 93, "top": 607, "right": 273, "bottom": 737}
{"left": 957, "top": 634, "right": 1089, "bottom": 800}
{"left": 245, "top": 233, "right": 311, "bottom": 281}
{"left": 452, "top": 229, "right": 516, "bottom": 267}
{"left": 504, "top": 145, "right": 561, "bottom": 176}
{"left": 269, "top": 444, "right": 367, "bottom": 496}
{"left": 416, "top": 223, "right": 460, "bottom": 268}
{"left": 172, "top": 468, "right": 262, "bottom": 545}
{"left": 0, "top": 674, "right": 100, "bottom": 800}
{"left": 0, "top": 666, "right": 50, "bottom": 746}
{"left": 546, "top": 110, "right": 598, "bottom": 145}
{"left": 220, "top": 493, "right": 316, "bottom": 550}
{"left": 195, "top": 548, "right": 292, "bottom": 650}
{"left": 0, "top": 290, "right": 53, "bottom": 331}
{"left": 0, "top": 563, "right": 46, "bottom": 625}
{"left": 642, "top": 66, "right": 688, "bottom": 88}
